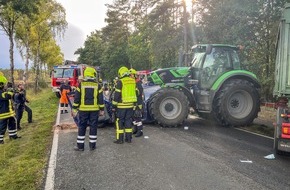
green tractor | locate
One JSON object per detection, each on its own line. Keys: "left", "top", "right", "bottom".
{"left": 147, "top": 44, "right": 261, "bottom": 127}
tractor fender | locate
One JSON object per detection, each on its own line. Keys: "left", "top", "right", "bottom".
{"left": 209, "top": 70, "right": 260, "bottom": 104}
{"left": 163, "top": 84, "right": 195, "bottom": 107}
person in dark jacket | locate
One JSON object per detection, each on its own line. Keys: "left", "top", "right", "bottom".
{"left": 0, "top": 75, "right": 21, "bottom": 144}
{"left": 14, "top": 84, "right": 26, "bottom": 130}
{"left": 72, "top": 67, "right": 104, "bottom": 151}
{"left": 129, "top": 68, "right": 144, "bottom": 137}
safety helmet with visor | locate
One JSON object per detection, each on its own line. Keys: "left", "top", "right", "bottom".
{"left": 118, "top": 66, "right": 129, "bottom": 78}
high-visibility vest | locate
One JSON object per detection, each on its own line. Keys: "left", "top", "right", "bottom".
{"left": 78, "top": 81, "right": 101, "bottom": 111}
{"left": 120, "top": 77, "right": 137, "bottom": 103}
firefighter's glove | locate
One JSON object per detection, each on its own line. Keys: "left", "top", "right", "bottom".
{"left": 71, "top": 109, "right": 78, "bottom": 118}
{"left": 99, "top": 110, "right": 104, "bottom": 116}
{"left": 112, "top": 103, "right": 117, "bottom": 112}
{"left": 134, "top": 108, "right": 143, "bottom": 118}
{"left": 137, "top": 105, "right": 142, "bottom": 110}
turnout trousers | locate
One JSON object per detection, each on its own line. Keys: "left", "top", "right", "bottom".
{"left": 77, "top": 111, "right": 99, "bottom": 149}
{"left": 115, "top": 108, "right": 133, "bottom": 142}
{"left": 0, "top": 117, "right": 18, "bottom": 142}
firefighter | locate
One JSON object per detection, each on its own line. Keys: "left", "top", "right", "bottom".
{"left": 72, "top": 67, "right": 104, "bottom": 151}
{"left": 14, "top": 83, "right": 28, "bottom": 130}
{"left": 129, "top": 68, "right": 144, "bottom": 137}
{"left": 0, "top": 75, "right": 21, "bottom": 144}
{"left": 59, "top": 80, "right": 72, "bottom": 114}
{"left": 112, "top": 66, "right": 137, "bottom": 144}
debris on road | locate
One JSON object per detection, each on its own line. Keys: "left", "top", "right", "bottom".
{"left": 264, "top": 154, "right": 275, "bottom": 160}
{"left": 144, "top": 136, "right": 149, "bottom": 139}
{"left": 240, "top": 159, "right": 253, "bottom": 163}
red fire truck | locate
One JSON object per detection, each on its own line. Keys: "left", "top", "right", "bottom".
{"left": 51, "top": 60, "right": 86, "bottom": 97}
{"left": 137, "top": 70, "right": 151, "bottom": 84}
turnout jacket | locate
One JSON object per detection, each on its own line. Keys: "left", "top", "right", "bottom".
{"left": 112, "top": 76, "right": 139, "bottom": 108}
{"left": 72, "top": 79, "right": 104, "bottom": 111}
{"left": 0, "top": 89, "right": 15, "bottom": 119}
{"left": 135, "top": 78, "right": 144, "bottom": 108}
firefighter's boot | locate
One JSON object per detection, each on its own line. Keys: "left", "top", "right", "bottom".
{"left": 74, "top": 142, "right": 84, "bottom": 151}
{"left": 132, "top": 123, "right": 137, "bottom": 134}
{"left": 114, "top": 133, "right": 124, "bottom": 144}
{"left": 89, "top": 142, "right": 96, "bottom": 151}
{"left": 135, "top": 125, "right": 143, "bottom": 137}
{"left": 10, "top": 135, "right": 21, "bottom": 140}
{"left": 125, "top": 133, "right": 132, "bottom": 143}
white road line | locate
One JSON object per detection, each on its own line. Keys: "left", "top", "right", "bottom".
{"left": 235, "top": 127, "right": 274, "bottom": 140}
{"left": 44, "top": 104, "right": 61, "bottom": 190}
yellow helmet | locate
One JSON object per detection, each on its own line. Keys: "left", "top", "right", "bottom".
{"left": 129, "top": 68, "right": 137, "bottom": 75}
{"left": 118, "top": 66, "right": 129, "bottom": 78}
{"left": 0, "top": 75, "right": 7, "bottom": 85}
{"left": 84, "top": 67, "right": 97, "bottom": 78}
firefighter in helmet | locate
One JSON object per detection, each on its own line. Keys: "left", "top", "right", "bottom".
{"left": 112, "top": 66, "right": 138, "bottom": 144}
{"left": 0, "top": 74, "right": 21, "bottom": 144}
{"left": 72, "top": 67, "right": 104, "bottom": 151}
{"left": 129, "top": 68, "right": 144, "bottom": 137}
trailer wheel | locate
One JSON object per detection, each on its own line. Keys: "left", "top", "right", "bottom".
{"left": 149, "top": 88, "right": 189, "bottom": 127}
{"left": 213, "top": 79, "right": 260, "bottom": 126}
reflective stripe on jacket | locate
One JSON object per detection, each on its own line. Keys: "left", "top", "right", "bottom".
{"left": 113, "top": 76, "right": 137, "bottom": 108}
{"left": 72, "top": 80, "right": 104, "bottom": 111}
{"left": 0, "top": 90, "right": 15, "bottom": 119}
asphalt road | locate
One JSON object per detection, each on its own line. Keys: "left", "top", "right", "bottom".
{"left": 44, "top": 113, "right": 290, "bottom": 190}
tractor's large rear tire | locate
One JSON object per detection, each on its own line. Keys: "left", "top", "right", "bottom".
{"left": 149, "top": 88, "right": 189, "bottom": 127}
{"left": 213, "top": 79, "right": 260, "bottom": 126}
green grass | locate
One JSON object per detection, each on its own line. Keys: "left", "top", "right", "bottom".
{"left": 0, "top": 88, "right": 58, "bottom": 190}
{"left": 240, "top": 124, "right": 274, "bottom": 137}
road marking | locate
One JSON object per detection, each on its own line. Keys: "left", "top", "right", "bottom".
{"left": 44, "top": 105, "right": 61, "bottom": 190}
{"left": 234, "top": 128, "right": 274, "bottom": 140}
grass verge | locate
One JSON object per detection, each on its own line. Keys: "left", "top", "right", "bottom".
{"left": 0, "top": 88, "right": 58, "bottom": 190}
{"left": 240, "top": 106, "right": 276, "bottom": 137}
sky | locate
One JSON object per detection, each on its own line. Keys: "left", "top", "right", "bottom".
{"left": 0, "top": 0, "right": 112, "bottom": 69}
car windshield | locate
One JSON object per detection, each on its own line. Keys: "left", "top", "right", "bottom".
{"left": 53, "top": 68, "right": 74, "bottom": 78}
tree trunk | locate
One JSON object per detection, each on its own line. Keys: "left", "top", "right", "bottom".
{"left": 9, "top": 33, "right": 15, "bottom": 86}
{"left": 34, "top": 40, "right": 40, "bottom": 93}
{"left": 23, "top": 47, "right": 30, "bottom": 88}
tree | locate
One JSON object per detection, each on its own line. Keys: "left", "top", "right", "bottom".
{"left": 28, "top": 0, "right": 67, "bottom": 92}
{"left": 0, "top": 0, "right": 40, "bottom": 85}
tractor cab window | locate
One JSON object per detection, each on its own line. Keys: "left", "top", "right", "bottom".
{"left": 191, "top": 52, "right": 205, "bottom": 69}
{"left": 231, "top": 50, "right": 241, "bottom": 69}
{"left": 200, "top": 48, "right": 231, "bottom": 89}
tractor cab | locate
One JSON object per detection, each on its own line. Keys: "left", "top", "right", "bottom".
{"left": 190, "top": 44, "right": 241, "bottom": 89}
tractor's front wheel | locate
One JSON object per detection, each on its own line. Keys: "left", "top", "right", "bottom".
{"left": 213, "top": 79, "right": 260, "bottom": 126}
{"left": 149, "top": 88, "right": 189, "bottom": 127}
